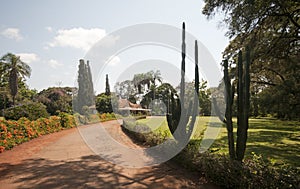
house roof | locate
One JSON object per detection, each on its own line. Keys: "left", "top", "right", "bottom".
{"left": 118, "top": 99, "right": 151, "bottom": 111}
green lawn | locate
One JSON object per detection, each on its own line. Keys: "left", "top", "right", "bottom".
{"left": 137, "top": 116, "right": 300, "bottom": 168}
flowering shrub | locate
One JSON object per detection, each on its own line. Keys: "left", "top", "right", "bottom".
{"left": 99, "top": 113, "right": 117, "bottom": 122}
{"left": 0, "top": 114, "right": 75, "bottom": 153}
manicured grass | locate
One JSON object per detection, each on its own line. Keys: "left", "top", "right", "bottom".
{"left": 136, "top": 116, "right": 211, "bottom": 139}
{"left": 210, "top": 118, "right": 300, "bottom": 168}
{"left": 137, "top": 116, "right": 300, "bottom": 168}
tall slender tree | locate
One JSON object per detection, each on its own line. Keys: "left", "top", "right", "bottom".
{"left": 166, "top": 23, "right": 199, "bottom": 141}
{"left": 76, "top": 59, "right": 95, "bottom": 114}
{"left": 221, "top": 49, "right": 251, "bottom": 161}
{"left": 86, "top": 61, "right": 95, "bottom": 106}
{"left": 105, "top": 74, "right": 111, "bottom": 96}
{"left": 0, "top": 53, "right": 31, "bottom": 105}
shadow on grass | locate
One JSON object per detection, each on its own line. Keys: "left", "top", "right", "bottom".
{"left": 210, "top": 118, "right": 300, "bottom": 168}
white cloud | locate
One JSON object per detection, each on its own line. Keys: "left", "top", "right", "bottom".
{"left": 45, "top": 26, "right": 53, "bottom": 32}
{"left": 1, "top": 28, "right": 23, "bottom": 41}
{"left": 106, "top": 56, "right": 120, "bottom": 66}
{"left": 48, "top": 59, "right": 63, "bottom": 69}
{"left": 48, "top": 27, "right": 107, "bottom": 52}
{"left": 16, "top": 53, "right": 39, "bottom": 63}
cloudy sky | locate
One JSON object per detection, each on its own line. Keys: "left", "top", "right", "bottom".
{"left": 0, "top": 0, "right": 229, "bottom": 93}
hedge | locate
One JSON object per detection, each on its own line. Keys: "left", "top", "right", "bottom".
{"left": 0, "top": 114, "right": 75, "bottom": 153}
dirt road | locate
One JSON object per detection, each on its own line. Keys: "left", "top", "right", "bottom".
{"left": 0, "top": 120, "right": 217, "bottom": 189}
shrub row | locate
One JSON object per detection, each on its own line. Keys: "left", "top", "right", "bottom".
{"left": 4, "top": 102, "right": 49, "bottom": 121}
{"left": 121, "top": 119, "right": 300, "bottom": 189}
{"left": 175, "top": 145, "right": 300, "bottom": 189}
{"left": 0, "top": 113, "right": 76, "bottom": 153}
{"left": 74, "top": 113, "right": 118, "bottom": 125}
{"left": 99, "top": 113, "right": 118, "bottom": 122}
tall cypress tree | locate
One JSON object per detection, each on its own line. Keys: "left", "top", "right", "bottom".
{"left": 105, "top": 74, "right": 111, "bottom": 96}
{"left": 86, "top": 61, "right": 95, "bottom": 106}
{"left": 76, "top": 59, "right": 95, "bottom": 114}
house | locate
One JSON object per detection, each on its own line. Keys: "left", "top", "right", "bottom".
{"left": 118, "top": 99, "right": 151, "bottom": 115}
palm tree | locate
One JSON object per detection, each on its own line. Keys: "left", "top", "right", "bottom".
{"left": 133, "top": 70, "right": 162, "bottom": 94}
{"left": 0, "top": 53, "right": 31, "bottom": 105}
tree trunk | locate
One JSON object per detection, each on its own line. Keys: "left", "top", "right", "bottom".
{"left": 9, "top": 69, "right": 18, "bottom": 106}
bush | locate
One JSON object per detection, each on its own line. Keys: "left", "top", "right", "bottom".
{"left": 121, "top": 118, "right": 168, "bottom": 146}
{"left": 99, "top": 113, "right": 117, "bottom": 122}
{"left": 4, "top": 102, "right": 49, "bottom": 121}
{"left": 182, "top": 152, "right": 300, "bottom": 189}
{"left": 58, "top": 112, "right": 76, "bottom": 129}
{"left": 0, "top": 114, "right": 76, "bottom": 153}
{"left": 96, "top": 93, "right": 113, "bottom": 113}
{"left": 73, "top": 112, "right": 118, "bottom": 125}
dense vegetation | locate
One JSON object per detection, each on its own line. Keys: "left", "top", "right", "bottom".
{"left": 203, "top": 0, "right": 300, "bottom": 120}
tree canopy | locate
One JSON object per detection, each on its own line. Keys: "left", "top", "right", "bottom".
{"left": 37, "top": 87, "right": 73, "bottom": 115}
{"left": 203, "top": 0, "right": 300, "bottom": 119}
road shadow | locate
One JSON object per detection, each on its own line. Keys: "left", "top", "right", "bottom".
{"left": 0, "top": 155, "right": 211, "bottom": 189}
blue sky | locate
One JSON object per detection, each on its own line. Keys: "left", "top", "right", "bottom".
{"left": 0, "top": 0, "right": 229, "bottom": 93}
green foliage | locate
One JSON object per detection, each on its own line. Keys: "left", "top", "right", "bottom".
{"left": 141, "top": 82, "right": 177, "bottom": 111}
{"left": 96, "top": 93, "right": 115, "bottom": 113}
{"left": 257, "top": 83, "right": 300, "bottom": 120}
{"left": 198, "top": 81, "right": 211, "bottom": 115}
{"left": 0, "top": 78, "right": 36, "bottom": 112}
{"left": 98, "top": 112, "right": 117, "bottom": 122}
{"left": 75, "top": 59, "right": 95, "bottom": 114}
{"left": 0, "top": 53, "right": 31, "bottom": 105}
{"left": 114, "top": 80, "right": 137, "bottom": 100}
{"left": 4, "top": 102, "right": 49, "bottom": 121}
{"left": 0, "top": 88, "right": 12, "bottom": 111}
{"left": 121, "top": 117, "right": 168, "bottom": 146}
{"left": 132, "top": 70, "right": 162, "bottom": 94}
{"left": 175, "top": 150, "right": 300, "bottom": 189}
{"left": 58, "top": 112, "right": 75, "bottom": 129}
{"left": 37, "top": 87, "right": 73, "bottom": 115}
{"left": 202, "top": 0, "right": 300, "bottom": 120}
{"left": 183, "top": 80, "right": 211, "bottom": 115}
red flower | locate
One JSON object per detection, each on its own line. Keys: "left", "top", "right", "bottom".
{"left": 0, "top": 146, "right": 5, "bottom": 153}
{"left": 7, "top": 132, "right": 12, "bottom": 139}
